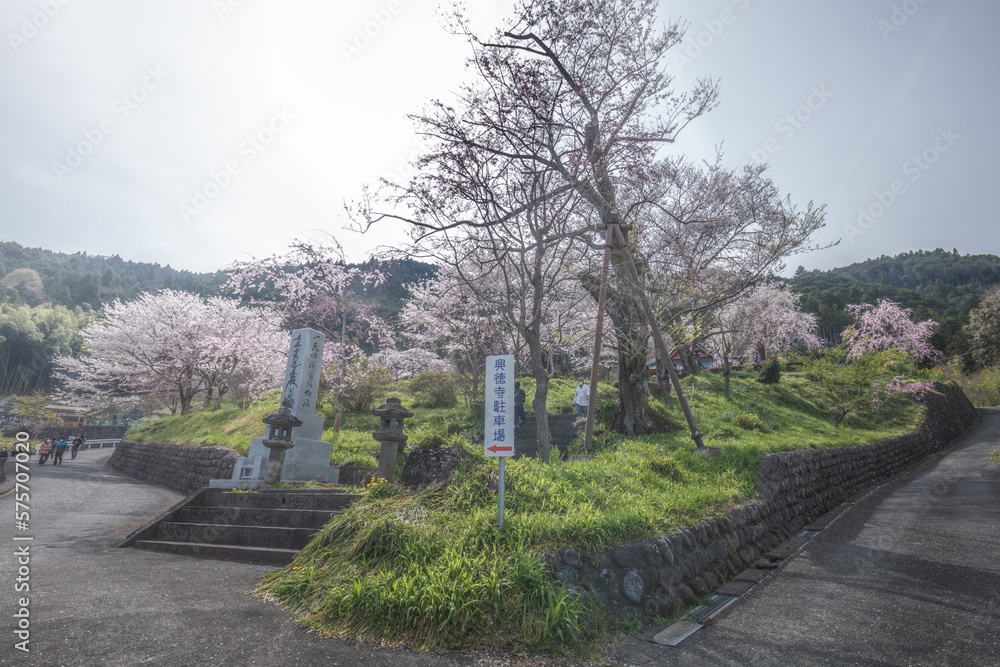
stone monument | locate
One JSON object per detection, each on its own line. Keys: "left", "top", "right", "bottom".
{"left": 212, "top": 327, "right": 338, "bottom": 487}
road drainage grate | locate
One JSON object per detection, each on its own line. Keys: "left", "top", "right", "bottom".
{"left": 688, "top": 595, "right": 738, "bottom": 623}
{"left": 650, "top": 595, "right": 737, "bottom": 646}
{"left": 651, "top": 621, "right": 703, "bottom": 646}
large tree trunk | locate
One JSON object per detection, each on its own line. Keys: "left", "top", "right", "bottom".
{"left": 605, "top": 285, "right": 671, "bottom": 435}
{"left": 581, "top": 254, "right": 669, "bottom": 435}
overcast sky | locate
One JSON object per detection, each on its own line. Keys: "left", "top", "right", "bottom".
{"left": 1, "top": 0, "right": 997, "bottom": 275}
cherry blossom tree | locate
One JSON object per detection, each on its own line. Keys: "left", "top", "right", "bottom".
{"left": 707, "top": 283, "right": 820, "bottom": 398}
{"left": 53, "top": 290, "right": 284, "bottom": 414}
{"left": 196, "top": 300, "right": 287, "bottom": 409}
{"left": 401, "top": 163, "right": 598, "bottom": 459}
{"left": 356, "top": 0, "right": 724, "bottom": 435}
{"left": 843, "top": 299, "right": 942, "bottom": 364}
{"left": 642, "top": 156, "right": 826, "bottom": 378}
{"left": 800, "top": 300, "right": 941, "bottom": 428}
{"left": 371, "top": 348, "right": 452, "bottom": 381}
{"left": 400, "top": 268, "right": 515, "bottom": 408}
{"left": 226, "top": 239, "right": 393, "bottom": 431}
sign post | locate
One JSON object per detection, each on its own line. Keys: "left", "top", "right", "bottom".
{"left": 484, "top": 354, "right": 514, "bottom": 528}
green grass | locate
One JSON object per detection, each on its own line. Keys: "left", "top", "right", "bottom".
{"left": 128, "top": 372, "right": 927, "bottom": 654}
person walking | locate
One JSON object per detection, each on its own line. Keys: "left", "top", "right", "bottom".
{"left": 38, "top": 439, "right": 53, "bottom": 465}
{"left": 53, "top": 438, "right": 68, "bottom": 465}
{"left": 70, "top": 434, "right": 83, "bottom": 459}
{"left": 574, "top": 378, "right": 591, "bottom": 416}
{"left": 0, "top": 446, "right": 9, "bottom": 482}
{"left": 514, "top": 382, "right": 528, "bottom": 431}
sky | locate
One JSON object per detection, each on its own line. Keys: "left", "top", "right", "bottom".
{"left": 0, "top": 0, "right": 997, "bottom": 275}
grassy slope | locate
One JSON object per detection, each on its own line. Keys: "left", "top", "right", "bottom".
{"left": 126, "top": 372, "right": 926, "bottom": 653}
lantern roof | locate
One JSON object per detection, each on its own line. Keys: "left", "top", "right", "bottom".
{"left": 371, "top": 397, "right": 413, "bottom": 419}
{"left": 263, "top": 407, "right": 303, "bottom": 428}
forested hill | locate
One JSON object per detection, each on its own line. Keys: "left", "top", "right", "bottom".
{"left": 0, "top": 241, "right": 435, "bottom": 314}
{"left": 823, "top": 249, "right": 1000, "bottom": 289}
{"left": 0, "top": 241, "right": 434, "bottom": 394}
{"left": 0, "top": 241, "right": 228, "bottom": 309}
{"left": 790, "top": 249, "right": 1000, "bottom": 355}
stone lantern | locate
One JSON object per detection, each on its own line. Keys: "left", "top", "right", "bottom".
{"left": 261, "top": 406, "right": 303, "bottom": 484}
{"left": 371, "top": 397, "right": 413, "bottom": 483}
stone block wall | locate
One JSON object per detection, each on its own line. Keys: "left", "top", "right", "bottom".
{"left": 547, "top": 382, "right": 979, "bottom": 620}
{"left": 107, "top": 441, "right": 239, "bottom": 496}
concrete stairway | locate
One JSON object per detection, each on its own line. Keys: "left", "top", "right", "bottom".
{"left": 120, "top": 487, "right": 360, "bottom": 566}
{"left": 514, "top": 414, "right": 581, "bottom": 459}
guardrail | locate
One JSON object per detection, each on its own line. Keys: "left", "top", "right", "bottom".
{"left": 83, "top": 439, "right": 121, "bottom": 449}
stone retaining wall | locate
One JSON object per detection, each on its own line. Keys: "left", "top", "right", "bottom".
{"left": 547, "top": 382, "right": 978, "bottom": 620}
{"left": 107, "top": 441, "right": 239, "bottom": 496}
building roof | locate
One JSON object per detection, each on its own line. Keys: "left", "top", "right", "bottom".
{"left": 45, "top": 405, "right": 92, "bottom": 414}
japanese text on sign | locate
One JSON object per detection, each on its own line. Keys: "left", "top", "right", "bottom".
{"left": 484, "top": 355, "right": 514, "bottom": 457}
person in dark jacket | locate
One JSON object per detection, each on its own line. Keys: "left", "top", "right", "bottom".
{"left": 514, "top": 382, "right": 528, "bottom": 430}
{"left": 53, "top": 438, "right": 68, "bottom": 465}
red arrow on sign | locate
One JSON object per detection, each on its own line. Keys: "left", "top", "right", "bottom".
{"left": 487, "top": 445, "right": 513, "bottom": 453}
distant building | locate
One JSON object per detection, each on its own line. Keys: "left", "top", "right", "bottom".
{"left": 45, "top": 405, "right": 91, "bottom": 427}
{"left": 649, "top": 343, "right": 719, "bottom": 377}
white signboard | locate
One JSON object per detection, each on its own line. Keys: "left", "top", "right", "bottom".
{"left": 484, "top": 354, "right": 515, "bottom": 457}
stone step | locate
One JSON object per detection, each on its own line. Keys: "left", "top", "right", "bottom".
{"left": 176, "top": 506, "right": 337, "bottom": 529}
{"left": 201, "top": 489, "right": 358, "bottom": 511}
{"left": 132, "top": 539, "right": 300, "bottom": 566}
{"left": 515, "top": 414, "right": 581, "bottom": 452}
{"left": 156, "top": 522, "right": 319, "bottom": 550}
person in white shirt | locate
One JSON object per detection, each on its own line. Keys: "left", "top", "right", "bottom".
{"left": 574, "top": 378, "right": 591, "bottom": 415}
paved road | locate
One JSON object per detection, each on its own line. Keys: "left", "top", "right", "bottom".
{"left": 610, "top": 407, "right": 1000, "bottom": 666}
{"left": 2, "top": 409, "right": 997, "bottom": 666}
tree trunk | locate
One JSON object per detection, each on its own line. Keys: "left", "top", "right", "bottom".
{"left": 581, "top": 254, "right": 667, "bottom": 435}
{"left": 532, "top": 368, "right": 551, "bottom": 463}
{"left": 655, "top": 353, "right": 672, "bottom": 403}
{"left": 333, "top": 316, "right": 347, "bottom": 433}
{"left": 724, "top": 359, "right": 731, "bottom": 400}
{"left": 678, "top": 340, "right": 699, "bottom": 376}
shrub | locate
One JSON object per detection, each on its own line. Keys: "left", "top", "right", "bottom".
{"left": 593, "top": 398, "right": 615, "bottom": 424}
{"left": 468, "top": 398, "right": 485, "bottom": 426}
{"left": 408, "top": 370, "right": 459, "bottom": 408}
{"left": 341, "top": 357, "right": 394, "bottom": 412}
{"left": 759, "top": 358, "right": 781, "bottom": 384}
{"left": 733, "top": 412, "right": 769, "bottom": 432}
